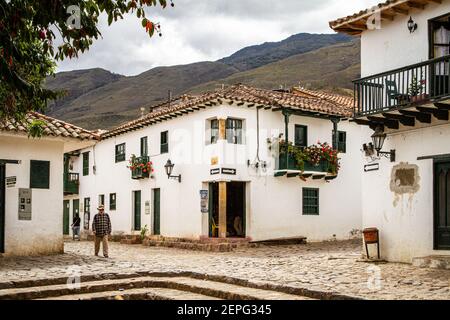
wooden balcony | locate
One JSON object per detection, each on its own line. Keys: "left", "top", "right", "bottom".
{"left": 274, "top": 149, "right": 337, "bottom": 181}
{"left": 64, "top": 172, "right": 79, "bottom": 195}
{"left": 353, "top": 55, "right": 450, "bottom": 129}
{"left": 131, "top": 156, "right": 151, "bottom": 180}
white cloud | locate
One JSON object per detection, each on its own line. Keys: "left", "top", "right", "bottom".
{"left": 57, "top": 0, "right": 381, "bottom": 76}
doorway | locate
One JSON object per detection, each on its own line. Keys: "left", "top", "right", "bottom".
{"left": 209, "top": 181, "right": 246, "bottom": 238}
{"left": 63, "top": 200, "right": 70, "bottom": 235}
{"left": 0, "top": 164, "right": 5, "bottom": 253}
{"left": 152, "top": 188, "right": 161, "bottom": 235}
{"left": 133, "top": 191, "right": 141, "bottom": 231}
{"left": 434, "top": 161, "right": 450, "bottom": 250}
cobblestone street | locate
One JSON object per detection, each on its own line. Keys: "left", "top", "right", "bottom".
{"left": 0, "top": 240, "right": 449, "bottom": 300}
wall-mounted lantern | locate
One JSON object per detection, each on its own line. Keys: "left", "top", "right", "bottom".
{"left": 371, "top": 126, "right": 396, "bottom": 162}
{"left": 164, "top": 159, "right": 181, "bottom": 183}
{"left": 407, "top": 16, "right": 418, "bottom": 33}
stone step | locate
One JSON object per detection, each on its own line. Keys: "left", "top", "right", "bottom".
{"left": 0, "top": 275, "right": 315, "bottom": 300}
{"left": 38, "top": 287, "right": 221, "bottom": 300}
{"left": 412, "top": 255, "right": 450, "bottom": 270}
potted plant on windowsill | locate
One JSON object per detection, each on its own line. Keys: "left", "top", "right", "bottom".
{"left": 408, "top": 74, "right": 428, "bottom": 103}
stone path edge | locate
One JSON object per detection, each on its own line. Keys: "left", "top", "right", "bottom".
{"left": 0, "top": 270, "right": 364, "bottom": 300}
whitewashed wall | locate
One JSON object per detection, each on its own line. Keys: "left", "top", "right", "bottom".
{"left": 361, "top": 0, "right": 450, "bottom": 77}
{"left": 1, "top": 134, "right": 64, "bottom": 256}
{"left": 363, "top": 122, "right": 450, "bottom": 263}
{"left": 70, "top": 103, "right": 366, "bottom": 242}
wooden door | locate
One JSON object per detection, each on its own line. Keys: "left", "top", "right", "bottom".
{"left": 63, "top": 200, "right": 70, "bottom": 235}
{"left": 134, "top": 191, "right": 141, "bottom": 231}
{"left": 153, "top": 189, "right": 160, "bottom": 235}
{"left": 435, "top": 161, "right": 450, "bottom": 250}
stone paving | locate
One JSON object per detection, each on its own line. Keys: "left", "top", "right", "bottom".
{"left": 0, "top": 239, "right": 449, "bottom": 300}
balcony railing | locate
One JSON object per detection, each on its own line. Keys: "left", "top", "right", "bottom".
{"left": 353, "top": 55, "right": 450, "bottom": 117}
{"left": 278, "top": 152, "right": 329, "bottom": 173}
{"left": 64, "top": 172, "right": 79, "bottom": 195}
{"left": 131, "top": 156, "right": 150, "bottom": 180}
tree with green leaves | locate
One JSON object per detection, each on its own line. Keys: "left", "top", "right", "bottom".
{"left": 0, "top": 0, "right": 174, "bottom": 121}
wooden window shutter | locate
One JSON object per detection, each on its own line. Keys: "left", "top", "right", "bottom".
{"left": 30, "top": 160, "right": 50, "bottom": 189}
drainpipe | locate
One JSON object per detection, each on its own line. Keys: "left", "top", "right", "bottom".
{"left": 282, "top": 109, "right": 291, "bottom": 168}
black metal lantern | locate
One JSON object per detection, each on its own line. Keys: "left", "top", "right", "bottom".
{"left": 371, "top": 126, "right": 386, "bottom": 152}
{"left": 371, "top": 126, "right": 396, "bottom": 162}
{"left": 164, "top": 159, "right": 181, "bottom": 183}
{"left": 407, "top": 16, "right": 417, "bottom": 33}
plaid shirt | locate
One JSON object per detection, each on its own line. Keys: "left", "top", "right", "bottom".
{"left": 92, "top": 213, "right": 111, "bottom": 236}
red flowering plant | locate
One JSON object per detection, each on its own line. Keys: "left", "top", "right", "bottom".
{"left": 279, "top": 141, "right": 340, "bottom": 175}
{"left": 127, "top": 154, "right": 154, "bottom": 176}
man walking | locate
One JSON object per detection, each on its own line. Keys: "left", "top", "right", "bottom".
{"left": 92, "top": 205, "right": 112, "bottom": 258}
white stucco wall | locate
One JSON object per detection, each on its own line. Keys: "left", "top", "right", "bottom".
{"left": 1, "top": 134, "right": 64, "bottom": 256}
{"left": 69, "top": 103, "right": 365, "bottom": 242}
{"left": 362, "top": 121, "right": 450, "bottom": 263}
{"left": 361, "top": 0, "right": 450, "bottom": 77}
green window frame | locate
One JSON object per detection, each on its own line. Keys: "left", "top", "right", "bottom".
{"left": 99, "top": 194, "right": 105, "bottom": 206}
{"left": 337, "top": 131, "right": 347, "bottom": 153}
{"left": 303, "top": 188, "right": 319, "bottom": 215}
{"left": 210, "top": 119, "right": 219, "bottom": 144}
{"left": 160, "top": 131, "right": 168, "bottom": 154}
{"left": 110, "top": 193, "right": 117, "bottom": 211}
{"left": 140, "top": 137, "right": 148, "bottom": 157}
{"left": 30, "top": 160, "right": 50, "bottom": 189}
{"left": 295, "top": 125, "right": 308, "bottom": 147}
{"left": 115, "top": 143, "right": 126, "bottom": 163}
{"left": 82, "top": 152, "right": 89, "bottom": 176}
{"left": 226, "top": 118, "right": 243, "bottom": 144}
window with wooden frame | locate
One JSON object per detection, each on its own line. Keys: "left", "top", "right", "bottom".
{"left": 140, "top": 137, "right": 148, "bottom": 157}
{"left": 302, "top": 188, "right": 319, "bottom": 215}
{"left": 98, "top": 194, "right": 105, "bottom": 206}
{"left": 30, "top": 160, "right": 50, "bottom": 189}
{"left": 110, "top": 193, "right": 117, "bottom": 211}
{"left": 295, "top": 125, "right": 308, "bottom": 147}
{"left": 115, "top": 143, "right": 126, "bottom": 163}
{"left": 82, "top": 152, "right": 89, "bottom": 176}
{"left": 337, "top": 131, "right": 347, "bottom": 153}
{"left": 160, "top": 131, "right": 169, "bottom": 154}
{"left": 210, "top": 119, "right": 219, "bottom": 144}
{"left": 226, "top": 118, "right": 243, "bottom": 144}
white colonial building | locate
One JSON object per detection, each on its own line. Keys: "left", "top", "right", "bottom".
{"left": 64, "top": 85, "right": 367, "bottom": 243}
{"left": 331, "top": 0, "right": 450, "bottom": 263}
{"left": 0, "top": 112, "right": 97, "bottom": 256}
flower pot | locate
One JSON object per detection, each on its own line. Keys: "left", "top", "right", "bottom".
{"left": 411, "top": 93, "right": 429, "bottom": 103}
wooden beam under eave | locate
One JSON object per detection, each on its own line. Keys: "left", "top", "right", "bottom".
{"left": 416, "top": 106, "right": 449, "bottom": 121}
{"left": 382, "top": 112, "right": 415, "bottom": 126}
{"left": 390, "top": 7, "right": 409, "bottom": 15}
{"left": 367, "top": 116, "right": 400, "bottom": 129}
{"left": 405, "top": 1, "right": 426, "bottom": 10}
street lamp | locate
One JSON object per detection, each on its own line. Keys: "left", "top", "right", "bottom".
{"left": 371, "top": 126, "right": 396, "bottom": 162}
{"left": 407, "top": 16, "right": 418, "bottom": 34}
{"left": 164, "top": 159, "right": 181, "bottom": 183}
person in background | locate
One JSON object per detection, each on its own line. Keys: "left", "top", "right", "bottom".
{"left": 92, "top": 205, "right": 112, "bottom": 258}
{"left": 71, "top": 214, "right": 81, "bottom": 241}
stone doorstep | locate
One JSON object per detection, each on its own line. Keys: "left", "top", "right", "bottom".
{"left": 0, "top": 271, "right": 363, "bottom": 300}
{"left": 0, "top": 276, "right": 314, "bottom": 301}
{"left": 412, "top": 255, "right": 450, "bottom": 270}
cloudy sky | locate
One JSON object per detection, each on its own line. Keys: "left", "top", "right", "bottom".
{"left": 58, "top": 0, "right": 381, "bottom": 76}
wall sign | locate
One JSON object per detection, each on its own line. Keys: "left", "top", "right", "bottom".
{"left": 6, "top": 176, "right": 16, "bottom": 188}
{"left": 18, "top": 188, "right": 32, "bottom": 220}
{"left": 210, "top": 168, "right": 220, "bottom": 175}
{"left": 145, "top": 201, "right": 151, "bottom": 215}
{"left": 200, "top": 190, "right": 209, "bottom": 213}
{"left": 221, "top": 168, "right": 237, "bottom": 175}
{"left": 364, "top": 163, "right": 379, "bottom": 172}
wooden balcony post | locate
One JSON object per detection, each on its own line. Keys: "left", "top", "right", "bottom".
{"left": 218, "top": 181, "right": 227, "bottom": 238}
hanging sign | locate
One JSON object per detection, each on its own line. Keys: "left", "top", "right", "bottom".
{"left": 221, "top": 168, "right": 237, "bottom": 175}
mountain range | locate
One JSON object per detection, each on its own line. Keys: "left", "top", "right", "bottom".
{"left": 45, "top": 33, "right": 360, "bottom": 130}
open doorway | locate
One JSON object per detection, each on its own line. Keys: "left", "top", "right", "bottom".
{"left": 209, "top": 181, "right": 246, "bottom": 238}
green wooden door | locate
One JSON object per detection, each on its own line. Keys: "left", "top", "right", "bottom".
{"left": 0, "top": 164, "right": 5, "bottom": 253}
{"left": 63, "top": 200, "right": 70, "bottom": 235}
{"left": 435, "top": 161, "right": 450, "bottom": 250}
{"left": 153, "top": 189, "right": 160, "bottom": 235}
{"left": 73, "top": 199, "right": 80, "bottom": 219}
{"left": 134, "top": 191, "right": 141, "bottom": 231}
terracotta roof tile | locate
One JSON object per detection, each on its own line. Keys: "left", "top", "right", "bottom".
{"left": 0, "top": 112, "right": 99, "bottom": 140}
{"left": 103, "top": 84, "right": 353, "bottom": 138}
